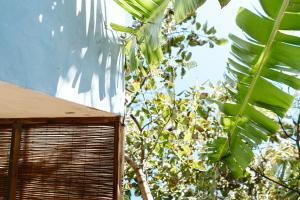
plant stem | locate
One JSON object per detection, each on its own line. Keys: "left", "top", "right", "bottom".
{"left": 125, "top": 155, "right": 154, "bottom": 200}
{"left": 249, "top": 167, "right": 300, "bottom": 195}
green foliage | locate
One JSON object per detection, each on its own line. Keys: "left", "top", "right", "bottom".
{"left": 209, "top": 0, "right": 300, "bottom": 178}
{"left": 218, "top": 0, "right": 231, "bottom": 8}
{"left": 122, "top": 6, "right": 229, "bottom": 197}
{"left": 115, "top": 0, "right": 300, "bottom": 199}
{"left": 112, "top": 0, "right": 231, "bottom": 72}
{"left": 125, "top": 86, "right": 227, "bottom": 199}
{"left": 258, "top": 141, "right": 300, "bottom": 199}
{"left": 110, "top": 23, "right": 135, "bottom": 33}
{"left": 113, "top": 0, "right": 168, "bottom": 67}
{"left": 174, "top": 0, "right": 206, "bottom": 23}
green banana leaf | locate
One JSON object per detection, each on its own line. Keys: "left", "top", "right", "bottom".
{"left": 209, "top": 0, "right": 300, "bottom": 178}
{"left": 111, "top": 0, "right": 230, "bottom": 71}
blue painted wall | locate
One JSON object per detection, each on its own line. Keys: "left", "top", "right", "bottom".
{"left": 0, "top": 0, "right": 125, "bottom": 113}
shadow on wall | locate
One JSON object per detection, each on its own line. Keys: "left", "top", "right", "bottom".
{"left": 0, "top": 0, "right": 124, "bottom": 113}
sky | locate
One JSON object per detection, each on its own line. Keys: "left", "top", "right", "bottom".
{"left": 131, "top": 1, "right": 251, "bottom": 199}
{"left": 175, "top": 0, "right": 253, "bottom": 92}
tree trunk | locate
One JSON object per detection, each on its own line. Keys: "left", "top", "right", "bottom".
{"left": 125, "top": 155, "right": 154, "bottom": 200}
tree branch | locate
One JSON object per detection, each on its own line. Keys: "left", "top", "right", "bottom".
{"left": 249, "top": 167, "right": 300, "bottom": 195}
{"left": 125, "top": 155, "right": 154, "bottom": 200}
{"left": 295, "top": 113, "right": 300, "bottom": 159}
{"left": 277, "top": 117, "right": 297, "bottom": 141}
{"left": 130, "top": 114, "right": 143, "bottom": 132}
{"left": 126, "top": 76, "right": 149, "bottom": 108}
{"left": 142, "top": 119, "right": 153, "bottom": 130}
{"left": 144, "top": 113, "right": 172, "bottom": 163}
{"left": 130, "top": 114, "right": 145, "bottom": 167}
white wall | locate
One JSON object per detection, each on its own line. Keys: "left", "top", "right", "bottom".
{"left": 0, "top": 0, "right": 126, "bottom": 114}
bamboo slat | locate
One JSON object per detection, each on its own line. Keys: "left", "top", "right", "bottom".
{"left": 0, "top": 128, "right": 11, "bottom": 199}
{"left": 0, "top": 124, "right": 118, "bottom": 200}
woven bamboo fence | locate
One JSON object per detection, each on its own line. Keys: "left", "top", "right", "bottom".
{"left": 0, "top": 121, "right": 123, "bottom": 200}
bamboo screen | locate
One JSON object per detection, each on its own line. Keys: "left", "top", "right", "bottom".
{"left": 0, "top": 123, "right": 121, "bottom": 200}
{"left": 0, "top": 128, "right": 11, "bottom": 198}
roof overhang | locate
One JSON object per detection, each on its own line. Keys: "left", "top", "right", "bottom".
{"left": 0, "top": 81, "right": 120, "bottom": 123}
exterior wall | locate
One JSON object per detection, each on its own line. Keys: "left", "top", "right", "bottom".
{"left": 0, "top": 0, "right": 126, "bottom": 114}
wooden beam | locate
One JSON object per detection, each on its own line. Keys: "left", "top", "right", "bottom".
{"left": 118, "top": 123, "right": 125, "bottom": 200}
{"left": 7, "top": 124, "right": 22, "bottom": 200}
{"left": 113, "top": 121, "right": 125, "bottom": 200}
{"left": 0, "top": 116, "right": 121, "bottom": 125}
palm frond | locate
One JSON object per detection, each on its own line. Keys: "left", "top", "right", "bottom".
{"left": 174, "top": 0, "right": 206, "bottom": 23}
{"left": 209, "top": 0, "right": 300, "bottom": 178}
{"left": 113, "top": 0, "right": 168, "bottom": 69}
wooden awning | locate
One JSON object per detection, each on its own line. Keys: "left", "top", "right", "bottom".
{"left": 0, "top": 81, "right": 118, "bottom": 120}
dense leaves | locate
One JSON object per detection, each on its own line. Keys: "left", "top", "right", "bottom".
{"left": 113, "top": 0, "right": 300, "bottom": 199}
{"left": 125, "top": 84, "right": 227, "bottom": 199}
{"left": 122, "top": 4, "right": 228, "bottom": 198}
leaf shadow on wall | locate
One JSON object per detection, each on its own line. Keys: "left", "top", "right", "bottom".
{"left": 0, "top": 0, "right": 124, "bottom": 112}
